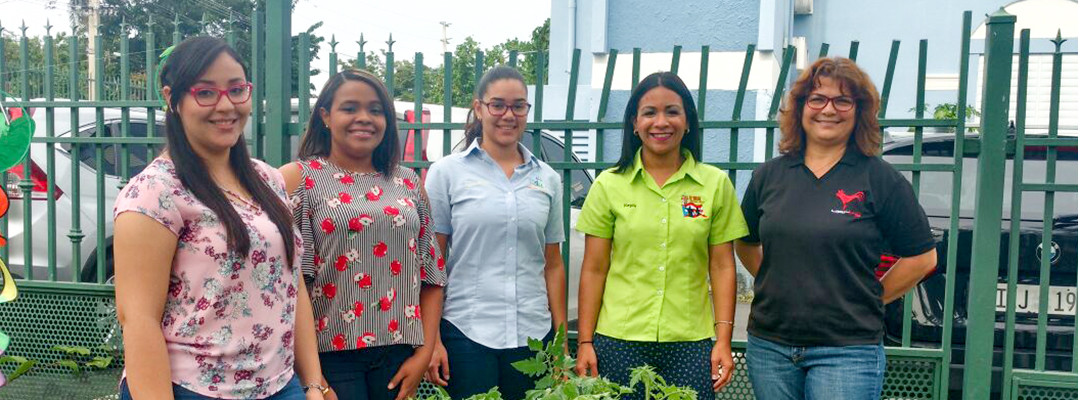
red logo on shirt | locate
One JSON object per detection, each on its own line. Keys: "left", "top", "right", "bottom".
{"left": 832, "top": 190, "right": 866, "bottom": 218}
{"left": 681, "top": 195, "right": 707, "bottom": 219}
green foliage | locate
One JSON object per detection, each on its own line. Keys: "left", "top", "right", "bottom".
{"left": 909, "top": 103, "right": 981, "bottom": 132}
{"left": 0, "top": 355, "right": 37, "bottom": 383}
{"left": 50, "top": 344, "right": 113, "bottom": 377}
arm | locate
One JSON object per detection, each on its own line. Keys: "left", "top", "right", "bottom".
{"left": 734, "top": 240, "right": 762, "bottom": 277}
{"left": 708, "top": 242, "right": 737, "bottom": 392}
{"left": 426, "top": 233, "right": 451, "bottom": 386}
{"left": 880, "top": 249, "right": 937, "bottom": 305}
{"left": 390, "top": 284, "right": 444, "bottom": 399}
{"left": 293, "top": 279, "right": 325, "bottom": 399}
{"left": 543, "top": 243, "right": 568, "bottom": 333}
{"left": 114, "top": 212, "right": 178, "bottom": 400}
{"left": 573, "top": 235, "right": 612, "bottom": 377}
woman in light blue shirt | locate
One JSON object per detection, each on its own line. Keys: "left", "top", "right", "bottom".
{"left": 423, "top": 66, "right": 567, "bottom": 400}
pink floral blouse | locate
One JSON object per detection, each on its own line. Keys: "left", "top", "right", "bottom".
{"left": 114, "top": 157, "right": 302, "bottom": 399}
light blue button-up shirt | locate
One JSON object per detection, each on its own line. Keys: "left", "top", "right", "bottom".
{"left": 425, "top": 140, "right": 564, "bottom": 349}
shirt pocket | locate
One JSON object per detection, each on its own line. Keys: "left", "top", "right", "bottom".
{"left": 519, "top": 185, "right": 553, "bottom": 230}
{"left": 679, "top": 193, "right": 712, "bottom": 237}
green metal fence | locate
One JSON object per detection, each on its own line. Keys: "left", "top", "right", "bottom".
{"left": 0, "top": 4, "right": 1074, "bottom": 400}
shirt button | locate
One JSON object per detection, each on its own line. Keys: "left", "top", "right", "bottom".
{"left": 658, "top": 266, "right": 665, "bottom": 272}
{"left": 661, "top": 198, "right": 667, "bottom": 203}
{"left": 660, "top": 243, "right": 666, "bottom": 248}
{"left": 511, "top": 217, "right": 516, "bottom": 222}
{"left": 661, "top": 218, "right": 667, "bottom": 224}
{"left": 509, "top": 247, "right": 514, "bottom": 251}
{"left": 657, "top": 290, "right": 664, "bottom": 295}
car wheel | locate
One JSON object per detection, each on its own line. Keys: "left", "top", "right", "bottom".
{"left": 80, "top": 237, "right": 115, "bottom": 283}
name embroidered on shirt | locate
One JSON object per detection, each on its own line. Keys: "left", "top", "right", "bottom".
{"left": 681, "top": 195, "right": 707, "bottom": 218}
{"left": 623, "top": 203, "right": 636, "bottom": 208}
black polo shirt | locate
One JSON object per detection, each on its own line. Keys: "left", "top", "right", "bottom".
{"left": 740, "top": 148, "right": 935, "bottom": 346}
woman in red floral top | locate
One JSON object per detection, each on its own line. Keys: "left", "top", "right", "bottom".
{"left": 280, "top": 69, "right": 447, "bottom": 400}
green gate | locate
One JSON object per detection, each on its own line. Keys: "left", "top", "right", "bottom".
{"left": 0, "top": 4, "right": 1072, "bottom": 400}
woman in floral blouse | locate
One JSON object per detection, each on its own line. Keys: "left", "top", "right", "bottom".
{"left": 114, "top": 36, "right": 324, "bottom": 399}
{"left": 280, "top": 69, "right": 447, "bottom": 400}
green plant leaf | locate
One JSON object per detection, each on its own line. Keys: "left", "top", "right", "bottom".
{"left": 55, "top": 359, "right": 80, "bottom": 373}
{"left": 511, "top": 357, "right": 546, "bottom": 377}
{"left": 0, "top": 355, "right": 28, "bottom": 364}
{"left": 8, "top": 359, "right": 36, "bottom": 382}
{"left": 85, "top": 356, "right": 113, "bottom": 369}
{"left": 527, "top": 337, "right": 544, "bottom": 352}
{"left": 536, "top": 375, "right": 555, "bottom": 390}
{"left": 51, "top": 345, "right": 92, "bottom": 356}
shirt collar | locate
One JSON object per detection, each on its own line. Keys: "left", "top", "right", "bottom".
{"left": 629, "top": 149, "right": 705, "bottom": 185}
{"left": 786, "top": 146, "right": 866, "bottom": 168}
{"left": 464, "top": 139, "right": 540, "bottom": 167}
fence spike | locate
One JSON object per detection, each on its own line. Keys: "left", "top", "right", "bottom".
{"left": 387, "top": 33, "right": 395, "bottom": 52}
{"left": 358, "top": 33, "right": 367, "bottom": 53}
{"left": 20, "top": 20, "right": 27, "bottom": 36}
{"left": 147, "top": 15, "right": 155, "bottom": 28}
{"left": 1051, "top": 29, "right": 1067, "bottom": 49}
{"left": 45, "top": 19, "right": 52, "bottom": 35}
{"left": 330, "top": 34, "right": 338, "bottom": 52}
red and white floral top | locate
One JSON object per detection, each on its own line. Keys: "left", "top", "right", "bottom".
{"left": 290, "top": 158, "right": 446, "bottom": 352}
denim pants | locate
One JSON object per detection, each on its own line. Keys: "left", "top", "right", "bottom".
{"left": 592, "top": 333, "right": 715, "bottom": 400}
{"left": 320, "top": 345, "right": 415, "bottom": 400}
{"left": 746, "top": 334, "right": 886, "bottom": 400}
{"left": 119, "top": 374, "right": 304, "bottom": 400}
{"left": 440, "top": 319, "right": 551, "bottom": 400}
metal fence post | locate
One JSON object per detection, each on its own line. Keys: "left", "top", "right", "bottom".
{"left": 264, "top": 0, "right": 292, "bottom": 166}
{"left": 961, "top": 8, "right": 1015, "bottom": 399}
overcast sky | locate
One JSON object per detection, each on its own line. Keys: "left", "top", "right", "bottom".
{"left": 4, "top": 0, "right": 552, "bottom": 87}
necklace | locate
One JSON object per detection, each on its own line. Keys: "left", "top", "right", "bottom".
{"left": 220, "top": 187, "right": 260, "bottom": 211}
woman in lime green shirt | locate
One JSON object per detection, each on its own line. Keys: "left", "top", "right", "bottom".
{"left": 574, "top": 71, "right": 748, "bottom": 399}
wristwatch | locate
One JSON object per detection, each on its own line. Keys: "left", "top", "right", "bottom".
{"left": 303, "top": 383, "right": 331, "bottom": 395}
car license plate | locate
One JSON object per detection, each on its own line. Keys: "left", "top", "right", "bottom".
{"left": 996, "top": 284, "right": 1077, "bottom": 316}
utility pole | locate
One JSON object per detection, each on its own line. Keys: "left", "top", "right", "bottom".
{"left": 439, "top": 21, "right": 451, "bottom": 53}
{"left": 86, "top": 0, "right": 100, "bottom": 100}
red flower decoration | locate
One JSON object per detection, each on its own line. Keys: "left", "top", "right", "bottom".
{"left": 366, "top": 185, "right": 383, "bottom": 201}
{"left": 313, "top": 254, "right": 324, "bottom": 266}
{"left": 335, "top": 256, "right": 348, "bottom": 271}
{"left": 437, "top": 257, "right": 446, "bottom": 271}
{"left": 357, "top": 332, "right": 376, "bottom": 348}
{"left": 379, "top": 296, "right": 392, "bottom": 311}
{"left": 339, "top": 174, "right": 355, "bottom": 185}
{"left": 308, "top": 160, "right": 323, "bottom": 170}
{"left": 317, "top": 316, "right": 328, "bottom": 332}
{"left": 390, "top": 260, "right": 402, "bottom": 276}
{"left": 320, "top": 218, "right": 336, "bottom": 234}
{"left": 408, "top": 238, "right": 417, "bottom": 254}
{"left": 348, "top": 217, "right": 364, "bottom": 233}
{"left": 332, "top": 333, "right": 346, "bottom": 350}
{"left": 354, "top": 272, "right": 373, "bottom": 289}
{"left": 388, "top": 319, "right": 399, "bottom": 333}
{"left": 373, "top": 242, "right": 388, "bottom": 258}
{"left": 383, "top": 206, "right": 400, "bottom": 216}
{"left": 304, "top": 176, "right": 315, "bottom": 190}
{"left": 339, "top": 192, "right": 352, "bottom": 204}
{"left": 420, "top": 268, "right": 427, "bottom": 281}
{"left": 402, "top": 178, "right": 416, "bottom": 190}
{"left": 353, "top": 301, "right": 364, "bottom": 318}
{"left": 323, "top": 283, "right": 337, "bottom": 299}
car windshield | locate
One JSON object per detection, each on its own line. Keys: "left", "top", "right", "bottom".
{"left": 882, "top": 138, "right": 1078, "bottom": 220}
{"left": 522, "top": 130, "right": 593, "bottom": 208}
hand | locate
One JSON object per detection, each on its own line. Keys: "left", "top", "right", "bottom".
{"left": 305, "top": 387, "right": 326, "bottom": 400}
{"left": 425, "top": 340, "right": 451, "bottom": 386}
{"left": 574, "top": 342, "right": 599, "bottom": 377}
{"left": 322, "top": 386, "right": 338, "bottom": 400}
{"left": 390, "top": 350, "right": 431, "bottom": 400}
{"left": 710, "top": 341, "right": 735, "bottom": 392}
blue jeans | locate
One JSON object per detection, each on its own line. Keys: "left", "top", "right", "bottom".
{"left": 440, "top": 319, "right": 551, "bottom": 400}
{"left": 119, "top": 374, "right": 304, "bottom": 399}
{"left": 746, "top": 334, "right": 885, "bottom": 400}
{"left": 320, "top": 345, "right": 415, "bottom": 400}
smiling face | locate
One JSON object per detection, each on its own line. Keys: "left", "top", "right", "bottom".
{"left": 801, "top": 76, "right": 858, "bottom": 149}
{"left": 322, "top": 79, "right": 388, "bottom": 162}
{"left": 475, "top": 78, "right": 528, "bottom": 149}
{"left": 633, "top": 86, "right": 688, "bottom": 160}
{"left": 167, "top": 52, "right": 251, "bottom": 158}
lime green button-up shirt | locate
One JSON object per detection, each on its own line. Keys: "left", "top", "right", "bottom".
{"left": 576, "top": 151, "right": 748, "bottom": 342}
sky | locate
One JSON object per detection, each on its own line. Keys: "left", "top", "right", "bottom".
{"left": 3, "top": 0, "right": 552, "bottom": 87}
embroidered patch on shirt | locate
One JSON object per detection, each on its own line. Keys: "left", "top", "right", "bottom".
{"left": 681, "top": 195, "right": 707, "bottom": 218}
{"left": 527, "top": 175, "right": 545, "bottom": 190}
{"left": 831, "top": 189, "right": 866, "bottom": 218}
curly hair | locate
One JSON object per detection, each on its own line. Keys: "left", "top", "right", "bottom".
{"left": 778, "top": 57, "right": 881, "bottom": 156}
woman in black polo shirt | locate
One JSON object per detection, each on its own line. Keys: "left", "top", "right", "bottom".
{"left": 734, "top": 57, "right": 938, "bottom": 400}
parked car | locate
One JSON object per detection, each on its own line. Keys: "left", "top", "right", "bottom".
{"left": 395, "top": 102, "right": 593, "bottom": 327}
{"left": 3, "top": 101, "right": 165, "bottom": 282}
{"left": 880, "top": 133, "right": 1077, "bottom": 397}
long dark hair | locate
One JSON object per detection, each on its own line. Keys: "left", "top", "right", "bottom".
{"left": 613, "top": 71, "right": 701, "bottom": 174}
{"left": 461, "top": 65, "right": 527, "bottom": 149}
{"left": 159, "top": 36, "right": 295, "bottom": 266}
{"left": 297, "top": 69, "right": 400, "bottom": 175}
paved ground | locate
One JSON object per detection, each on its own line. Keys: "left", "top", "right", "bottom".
{"left": 733, "top": 302, "right": 751, "bottom": 341}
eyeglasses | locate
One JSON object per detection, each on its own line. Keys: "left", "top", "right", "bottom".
{"left": 805, "top": 94, "right": 856, "bottom": 112}
{"left": 188, "top": 83, "right": 254, "bottom": 107}
{"left": 480, "top": 100, "right": 531, "bottom": 117}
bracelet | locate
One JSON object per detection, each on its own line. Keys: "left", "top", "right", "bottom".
{"left": 714, "top": 320, "right": 734, "bottom": 328}
{"left": 578, "top": 340, "right": 594, "bottom": 346}
{"left": 302, "top": 383, "right": 330, "bottom": 395}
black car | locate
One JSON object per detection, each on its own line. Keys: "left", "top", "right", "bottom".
{"left": 880, "top": 133, "right": 1077, "bottom": 397}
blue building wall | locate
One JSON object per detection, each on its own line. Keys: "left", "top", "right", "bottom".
{"left": 606, "top": 0, "right": 761, "bottom": 53}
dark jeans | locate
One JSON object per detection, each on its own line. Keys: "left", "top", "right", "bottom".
{"left": 593, "top": 333, "right": 716, "bottom": 400}
{"left": 440, "top": 319, "right": 551, "bottom": 400}
{"left": 320, "top": 345, "right": 415, "bottom": 400}
{"left": 119, "top": 374, "right": 304, "bottom": 399}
